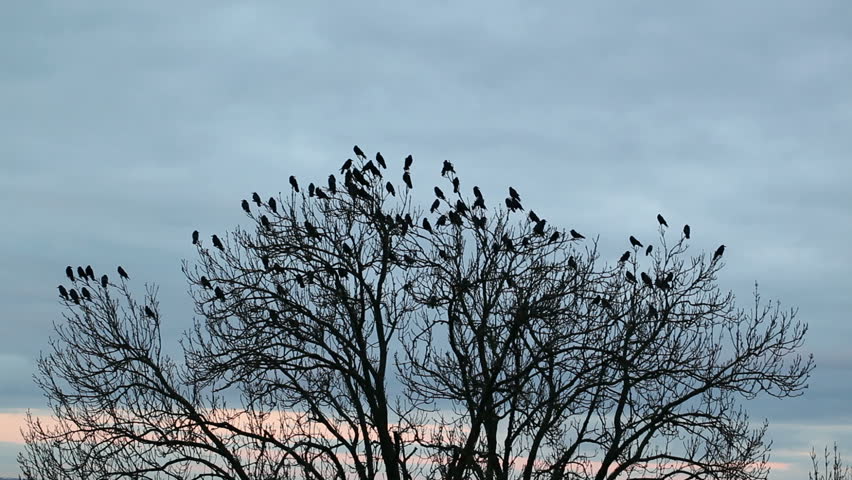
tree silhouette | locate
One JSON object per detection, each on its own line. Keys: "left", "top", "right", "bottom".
{"left": 20, "top": 148, "right": 813, "bottom": 480}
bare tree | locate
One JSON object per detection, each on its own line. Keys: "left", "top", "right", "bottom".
{"left": 20, "top": 148, "right": 813, "bottom": 480}
{"left": 810, "top": 444, "right": 851, "bottom": 480}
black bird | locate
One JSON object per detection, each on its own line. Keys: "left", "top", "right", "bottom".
{"left": 100, "top": 275, "right": 108, "bottom": 288}
{"left": 214, "top": 286, "right": 226, "bottom": 301}
{"left": 448, "top": 210, "right": 462, "bottom": 226}
{"left": 252, "top": 192, "right": 262, "bottom": 206}
{"left": 570, "top": 229, "right": 585, "bottom": 240}
{"left": 340, "top": 158, "right": 353, "bottom": 173}
{"left": 304, "top": 221, "right": 320, "bottom": 239}
{"left": 117, "top": 266, "right": 129, "bottom": 280}
{"left": 591, "top": 295, "right": 601, "bottom": 306}
{"left": 268, "top": 197, "right": 278, "bottom": 214}
{"left": 683, "top": 224, "right": 691, "bottom": 239}
{"left": 441, "top": 160, "right": 455, "bottom": 177}
{"left": 275, "top": 283, "right": 286, "bottom": 296}
{"left": 601, "top": 297, "right": 612, "bottom": 309}
{"left": 533, "top": 220, "right": 547, "bottom": 236}
{"left": 473, "top": 196, "right": 486, "bottom": 210}
{"left": 261, "top": 215, "right": 271, "bottom": 229}
{"left": 341, "top": 243, "right": 352, "bottom": 255}
{"left": 295, "top": 274, "right": 305, "bottom": 288}
{"left": 648, "top": 304, "right": 658, "bottom": 318}
{"left": 505, "top": 197, "right": 523, "bottom": 211}
{"left": 386, "top": 182, "right": 396, "bottom": 196}
{"left": 66, "top": 266, "right": 75, "bottom": 282}
{"left": 430, "top": 199, "right": 440, "bottom": 213}
{"left": 261, "top": 255, "right": 270, "bottom": 270}
{"left": 242, "top": 199, "right": 251, "bottom": 214}
{"left": 657, "top": 214, "right": 668, "bottom": 227}
{"left": 473, "top": 215, "right": 486, "bottom": 229}
{"left": 713, "top": 244, "right": 726, "bottom": 261}
{"left": 85, "top": 265, "right": 94, "bottom": 280}
{"left": 567, "top": 256, "right": 578, "bottom": 269}
{"left": 308, "top": 183, "right": 315, "bottom": 197}
{"left": 200, "top": 276, "right": 212, "bottom": 289}
{"left": 528, "top": 210, "right": 540, "bottom": 223}
{"left": 434, "top": 186, "right": 445, "bottom": 200}
{"left": 625, "top": 272, "right": 637, "bottom": 284}
{"left": 501, "top": 234, "right": 514, "bottom": 251}
{"left": 404, "top": 213, "right": 413, "bottom": 226}
{"left": 315, "top": 187, "right": 329, "bottom": 200}
{"left": 436, "top": 215, "right": 448, "bottom": 227}
{"left": 645, "top": 245, "right": 653, "bottom": 256}
{"left": 619, "top": 251, "right": 630, "bottom": 263}
{"left": 655, "top": 277, "right": 670, "bottom": 290}
{"left": 192, "top": 230, "right": 199, "bottom": 245}
{"left": 549, "top": 231, "right": 560, "bottom": 242}
{"left": 328, "top": 175, "right": 337, "bottom": 194}
{"left": 212, "top": 235, "right": 224, "bottom": 250}
{"left": 640, "top": 272, "right": 653, "bottom": 287}
{"left": 509, "top": 187, "right": 521, "bottom": 201}
{"left": 353, "top": 145, "right": 366, "bottom": 159}
{"left": 289, "top": 176, "right": 299, "bottom": 192}
{"left": 629, "top": 236, "right": 643, "bottom": 248}
{"left": 422, "top": 218, "right": 433, "bottom": 233}
{"left": 364, "top": 160, "right": 381, "bottom": 177}
{"left": 269, "top": 309, "right": 279, "bottom": 321}
{"left": 376, "top": 151, "right": 386, "bottom": 169}
{"left": 473, "top": 186, "right": 483, "bottom": 199}
{"left": 77, "top": 266, "right": 86, "bottom": 279}
{"left": 455, "top": 199, "right": 468, "bottom": 215}
{"left": 452, "top": 177, "right": 460, "bottom": 193}
{"left": 404, "top": 154, "right": 413, "bottom": 170}
{"left": 666, "top": 272, "right": 674, "bottom": 283}
{"left": 403, "top": 172, "right": 412, "bottom": 189}
{"left": 69, "top": 289, "right": 80, "bottom": 304}
{"left": 58, "top": 285, "right": 68, "bottom": 299}
{"left": 144, "top": 306, "right": 156, "bottom": 319}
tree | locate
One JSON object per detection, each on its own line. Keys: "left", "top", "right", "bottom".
{"left": 810, "top": 444, "right": 851, "bottom": 480}
{"left": 20, "top": 148, "right": 813, "bottom": 480}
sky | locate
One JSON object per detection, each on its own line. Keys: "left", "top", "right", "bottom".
{"left": 1, "top": 1, "right": 851, "bottom": 478}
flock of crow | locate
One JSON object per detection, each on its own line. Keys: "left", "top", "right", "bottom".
{"left": 56, "top": 265, "right": 157, "bottom": 319}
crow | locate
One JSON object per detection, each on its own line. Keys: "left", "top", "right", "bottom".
{"left": 353, "top": 145, "right": 366, "bottom": 159}
{"left": 376, "top": 152, "right": 386, "bottom": 169}
{"left": 275, "top": 283, "right": 286, "bottom": 296}
{"left": 144, "top": 306, "right": 156, "bottom": 318}
{"left": 404, "top": 213, "right": 413, "bottom": 226}
{"left": 655, "top": 277, "right": 670, "bottom": 290}
{"left": 422, "top": 218, "right": 432, "bottom": 233}
{"left": 713, "top": 244, "right": 726, "bottom": 261}
{"left": 386, "top": 182, "right": 396, "bottom": 196}
{"left": 529, "top": 210, "right": 540, "bottom": 223}
{"left": 269, "top": 309, "right": 279, "bottom": 321}
{"left": 645, "top": 245, "right": 653, "bottom": 256}
{"left": 252, "top": 192, "right": 262, "bottom": 206}
{"left": 69, "top": 289, "right": 80, "bottom": 304}
{"left": 430, "top": 199, "right": 440, "bottom": 213}
{"left": 509, "top": 187, "right": 521, "bottom": 201}
{"left": 340, "top": 158, "right": 352, "bottom": 173}
{"left": 261, "top": 215, "right": 271, "bottom": 229}
{"left": 403, "top": 172, "right": 412, "bottom": 189}
{"left": 261, "top": 255, "right": 270, "bottom": 270}
{"left": 434, "top": 186, "right": 445, "bottom": 200}
{"left": 289, "top": 176, "right": 299, "bottom": 192}
{"left": 619, "top": 251, "right": 630, "bottom": 263}
{"left": 601, "top": 297, "right": 612, "bottom": 309}
{"left": 328, "top": 175, "right": 337, "bottom": 194}
{"left": 65, "top": 266, "right": 75, "bottom": 282}
{"left": 666, "top": 271, "right": 674, "bottom": 283}
{"left": 570, "top": 229, "right": 585, "bottom": 240}
{"left": 242, "top": 199, "right": 251, "bottom": 214}
{"left": 629, "top": 236, "right": 643, "bottom": 248}
{"left": 473, "top": 215, "right": 486, "bottom": 229}
{"left": 58, "top": 285, "right": 68, "bottom": 299}
{"left": 452, "top": 177, "right": 460, "bottom": 193}
{"left": 455, "top": 200, "right": 468, "bottom": 215}
{"left": 200, "top": 276, "right": 212, "bottom": 289}
{"left": 501, "top": 234, "right": 514, "bottom": 251}
{"left": 640, "top": 272, "right": 653, "bottom": 287}
{"left": 404, "top": 154, "right": 413, "bottom": 170}
{"left": 100, "top": 275, "right": 108, "bottom": 288}
{"left": 85, "top": 265, "right": 94, "bottom": 280}
{"left": 549, "top": 231, "right": 560, "bottom": 242}
{"left": 212, "top": 235, "right": 224, "bottom": 250}
{"left": 308, "top": 183, "right": 315, "bottom": 197}
{"left": 567, "top": 256, "right": 578, "bottom": 269}
{"left": 268, "top": 197, "right": 278, "bottom": 214}
{"left": 77, "top": 266, "right": 86, "bottom": 279}
{"left": 436, "top": 215, "right": 448, "bottom": 227}
{"left": 473, "top": 186, "right": 483, "bottom": 199}
{"left": 533, "top": 220, "right": 547, "bottom": 236}
{"left": 315, "top": 187, "right": 329, "bottom": 200}
{"left": 448, "top": 211, "right": 462, "bottom": 226}
{"left": 364, "top": 160, "right": 381, "bottom": 177}
{"left": 117, "top": 266, "right": 129, "bottom": 280}
{"left": 648, "top": 304, "right": 658, "bottom": 318}
{"left": 657, "top": 214, "right": 668, "bottom": 227}
{"left": 506, "top": 197, "right": 523, "bottom": 211}
{"left": 625, "top": 272, "right": 637, "bottom": 284}
{"left": 442, "top": 160, "right": 455, "bottom": 177}
{"left": 304, "top": 221, "right": 320, "bottom": 239}
{"left": 295, "top": 274, "right": 305, "bottom": 288}
{"left": 683, "top": 224, "right": 691, "bottom": 239}
{"left": 341, "top": 243, "right": 352, "bottom": 255}
{"left": 591, "top": 295, "right": 601, "bottom": 306}
{"left": 473, "top": 196, "right": 486, "bottom": 210}
{"left": 214, "top": 286, "right": 226, "bottom": 301}
{"left": 192, "top": 230, "right": 199, "bottom": 245}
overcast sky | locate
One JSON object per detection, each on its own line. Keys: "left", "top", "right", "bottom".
{"left": 1, "top": 1, "right": 851, "bottom": 478}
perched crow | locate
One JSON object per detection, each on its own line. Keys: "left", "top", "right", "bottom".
{"left": 214, "top": 286, "right": 226, "bottom": 301}
{"left": 404, "top": 154, "right": 413, "bottom": 170}
{"left": 567, "top": 256, "right": 578, "bottom": 269}
{"left": 200, "top": 276, "right": 212, "bottom": 289}
{"left": 315, "top": 188, "right": 329, "bottom": 200}
{"left": 505, "top": 197, "right": 523, "bottom": 211}
{"left": 683, "top": 224, "right": 691, "bottom": 239}
{"left": 501, "top": 234, "right": 514, "bottom": 251}
{"left": 85, "top": 265, "right": 94, "bottom": 280}
{"left": 268, "top": 197, "right": 277, "bottom": 214}
{"left": 403, "top": 172, "right": 412, "bottom": 189}
{"left": 645, "top": 245, "right": 653, "bottom": 256}
{"left": 340, "top": 158, "right": 352, "bottom": 173}
{"left": 295, "top": 274, "right": 305, "bottom": 288}
{"left": 269, "top": 309, "right": 279, "bottom": 321}
{"left": 629, "top": 236, "right": 643, "bottom": 248}
{"left": 212, "top": 235, "right": 224, "bottom": 250}
{"left": 648, "top": 304, "right": 658, "bottom": 318}
{"left": 58, "top": 285, "right": 68, "bottom": 299}
{"left": 242, "top": 199, "right": 251, "bottom": 214}
{"left": 430, "top": 199, "right": 440, "bottom": 213}
{"left": 404, "top": 213, "right": 413, "bottom": 226}
{"left": 601, "top": 297, "right": 612, "bottom": 309}
{"left": 260, "top": 215, "right": 271, "bottom": 229}
{"left": 625, "top": 272, "right": 637, "bottom": 284}
{"left": 570, "top": 229, "right": 585, "bottom": 240}
{"left": 252, "top": 192, "right": 262, "bottom": 206}
{"left": 713, "top": 244, "right": 726, "bottom": 261}
{"left": 448, "top": 210, "right": 462, "bottom": 226}
{"left": 591, "top": 295, "right": 601, "bottom": 306}
{"left": 69, "top": 289, "right": 80, "bottom": 304}
{"left": 100, "top": 275, "right": 108, "bottom": 288}
{"left": 549, "top": 231, "right": 560, "bottom": 242}
{"left": 455, "top": 199, "right": 468, "bottom": 215}
{"left": 509, "top": 187, "right": 521, "bottom": 201}
{"left": 375, "top": 151, "right": 386, "bottom": 169}
{"left": 304, "top": 221, "right": 320, "bottom": 238}
{"left": 657, "top": 214, "right": 668, "bottom": 227}
{"left": 473, "top": 215, "right": 486, "bottom": 229}
{"left": 441, "top": 160, "right": 455, "bottom": 177}
{"left": 434, "top": 186, "right": 445, "bottom": 200}
{"left": 77, "top": 266, "right": 86, "bottom": 279}
{"left": 144, "top": 306, "right": 156, "bottom": 318}
{"left": 328, "top": 175, "right": 337, "bottom": 194}
{"left": 452, "top": 177, "right": 460, "bottom": 193}
{"left": 655, "top": 277, "right": 670, "bottom": 290}
{"left": 364, "top": 160, "right": 381, "bottom": 177}
{"left": 289, "top": 176, "right": 299, "bottom": 192}
{"left": 528, "top": 210, "right": 540, "bottom": 223}
{"left": 275, "top": 283, "right": 286, "bottom": 296}
{"left": 473, "top": 196, "right": 486, "bottom": 210}
{"left": 117, "top": 266, "right": 129, "bottom": 280}
{"left": 261, "top": 255, "right": 270, "bottom": 270}
{"left": 533, "top": 220, "right": 546, "bottom": 236}
{"left": 341, "top": 243, "right": 352, "bottom": 255}
{"left": 192, "top": 230, "right": 199, "bottom": 245}
{"left": 436, "top": 215, "right": 447, "bottom": 227}
{"left": 353, "top": 145, "right": 366, "bottom": 159}
{"left": 619, "top": 251, "right": 630, "bottom": 263}
{"left": 386, "top": 182, "right": 396, "bottom": 196}
{"left": 422, "top": 218, "right": 433, "bottom": 232}
{"left": 66, "top": 266, "right": 75, "bottom": 282}
{"left": 473, "top": 186, "right": 483, "bottom": 199}
{"left": 640, "top": 272, "right": 653, "bottom": 287}
{"left": 666, "top": 272, "right": 674, "bottom": 283}
{"left": 308, "top": 183, "right": 315, "bottom": 197}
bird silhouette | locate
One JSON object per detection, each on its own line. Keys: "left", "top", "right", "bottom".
{"left": 473, "top": 186, "right": 483, "bottom": 199}
{"left": 422, "top": 218, "right": 433, "bottom": 233}
{"left": 289, "top": 176, "right": 299, "bottom": 192}
{"left": 386, "top": 182, "right": 396, "bottom": 196}
{"left": 261, "top": 255, "right": 270, "bottom": 270}
{"left": 100, "top": 275, "right": 108, "bottom": 288}
{"left": 340, "top": 158, "right": 353, "bottom": 173}
{"left": 214, "top": 286, "right": 226, "bottom": 301}
{"left": 501, "top": 235, "right": 514, "bottom": 251}
{"left": 657, "top": 214, "right": 668, "bottom": 227}
{"left": 85, "top": 265, "right": 94, "bottom": 280}
{"left": 640, "top": 272, "right": 653, "bottom": 287}
{"left": 442, "top": 160, "right": 455, "bottom": 177}
{"left": 260, "top": 215, "right": 271, "bottom": 229}
{"left": 549, "top": 231, "right": 560, "bottom": 242}
{"left": 212, "top": 235, "right": 224, "bottom": 250}
{"left": 404, "top": 154, "right": 413, "bottom": 170}
{"left": 268, "top": 197, "right": 278, "bottom": 214}
{"left": 275, "top": 283, "right": 286, "bottom": 296}
{"left": 448, "top": 211, "right": 462, "bottom": 226}
{"left": 505, "top": 197, "right": 523, "bottom": 211}
{"left": 376, "top": 152, "right": 386, "bottom": 169}
{"left": 308, "top": 183, "right": 315, "bottom": 197}
{"left": 144, "top": 306, "right": 156, "bottom": 318}
{"left": 648, "top": 304, "right": 658, "bottom": 318}
{"left": 242, "top": 199, "right": 251, "bottom": 214}
{"left": 452, "top": 177, "right": 460, "bottom": 193}
{"left": 625, "top": 272, "right": 637, "bottom": 284}
{"left": 192, "top": 230, "right": 199, "bottom": 245}
{"left": 509, "top": 187, "right": 521, "bottom": 201}
{"left": 69, "top": 289, "right": 80, "bottom": 304}
{"left": 430, "top": 199, "right": 440, "bottom": 213}
{"left": 58, "top": 285, "right": 68, "bottom": 299}
{"left": 327, "top": 175, "right": 337, "bottom": 194}
{"left": 199, "top": 276, "right": 212, "bottom": 289}
{"left": 353, "top": 145, "right": 366, "bottom": 159}
{"left": 591, "top": 295, "right": 601, "bottom": 306}
{"left": 570, "top": 229, "right": 585, "bottom": 240}
{"left": 304, "top": 221, "right": 320, "bottom": 239}
{"left": 316, "top": 188, "right": 329, "bottom": 200}
{"left": 645, "top": 245, "right": 653, "bottom": 256}
{"left": 713, "top": 244, "right": 726, "bottom": 261}
{"left": 683, "top": 224, "right": 690, "bottom": 239}
{"left": 403, "top": 172, "right": 412, "bottom": 189}
{"left": 567, "top": 256, "right": 578, "bottom": 269}
{"left": 117, "top": 266, "right": 129, "bottom": 280}
{"left": 473, "top": 215, "right": 486, "bottom": 229}
{"left": 77, "top": 266, "right": 86, "bottom": 279}
{"left": 295, "top": 274, "right": 305, "bottom": 288}
{"left": 619, "top": 251, "right": 630, "bottom": 263}
{"left": 66, "top": 266, "right": 75, "bottom": 282}
{"left": 252, "top": 192, "right": 262, "bottom": 206}
{"left": 629, "top": 236, "right": 643, "bottom": 248}
{"left": 434, "top": 186, "right": 445, "bottom": 200}
{"left": 455, "top": 200, "right": 468, "bottom": 215}
{"left": 533, "top": 220, "right": 547, "bottom": 236}
{"left": 528, "top": 210, "right": 540, "bottom": 223}
{"left": 364, "top": 160, "right": 381, "bottom": 177}
{"left": 473, "top": 196, "right": 486, "bottom": 210}
{"left": 436, "top": 215, "right": 447, "bottom": 227}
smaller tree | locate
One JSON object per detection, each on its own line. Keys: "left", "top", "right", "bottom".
{"left": 810, "top": 444, "right": 851, "bottom": 480}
